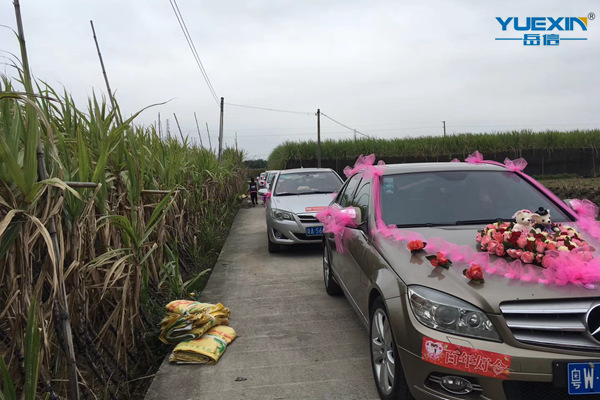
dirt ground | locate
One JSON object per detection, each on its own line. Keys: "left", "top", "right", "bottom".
{"left": 538, "top": 177, "right": 600, "bottom": 206}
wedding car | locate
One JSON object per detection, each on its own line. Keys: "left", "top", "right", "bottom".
{"left": 321, "top": 158, "right": 600, "bottom": 400}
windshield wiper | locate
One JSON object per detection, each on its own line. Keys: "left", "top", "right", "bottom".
{"left": 274, "top": 192, "right": 299, "bottom": 197}
{"left": 455, "top": 218, "right": 511, "bottom": 225}
{"left": 295, "top": 191, "right": 333, "bottom": 195}
{"left": 395, "top": 223, "right": 450, "bottom": 228}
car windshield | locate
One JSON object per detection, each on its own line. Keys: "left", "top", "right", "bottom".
{"left": 380, "top": 171, "right": 572, "bottom": 227}
{"left": 274, "top": 171, "right": 342, "bottom": 196}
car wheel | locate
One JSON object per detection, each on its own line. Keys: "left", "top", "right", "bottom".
{"left": 370, "top": 298, "right": 413, "bottom": 400}
{"left": 323, "top": 244, "right": 342, "bottom": 295}
{"left": 268, "top": 234, "right": 280, "bottom": 253}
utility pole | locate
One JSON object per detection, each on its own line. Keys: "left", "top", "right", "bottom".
{"left": 193, "top": 112, "right": 203, "bottom": 147}
{"left": 354, "top": 129, "right": 357, "bottom": 142}
{"left": 235, "top": 132, "right": 238, "bottom": 152}
{"left": 317, "top": 109, "right": 321, "bottom": 168}
{"left": 158, "top": 112, "right": 162, "bottom": 139}
{"left": 442, "top": 120, "right": 446, "bottom": 137}
{"left": 218, "top": 97, "right": 224, "bottom": 163}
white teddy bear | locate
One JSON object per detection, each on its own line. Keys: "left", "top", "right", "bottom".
{"left": 512, "top": 209, "right": 533, "bottom": 233}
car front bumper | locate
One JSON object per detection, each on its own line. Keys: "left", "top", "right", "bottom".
{"left": 267, "top": 214, "right": 323, "bottom": 245}
{"left": 386, "top": 295, "right": 600, "bottom": 400}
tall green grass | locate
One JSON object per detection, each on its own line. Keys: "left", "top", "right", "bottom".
{"left": 268, "top": 129, "right": 600, "bottom": 169}
{"left": 0, "top": 71, "right": 247, "bottom": 398}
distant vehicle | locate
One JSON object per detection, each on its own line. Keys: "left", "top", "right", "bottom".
{"left": 258, "top": 170, "right": 280, "bottom": 198}
{"left": 265, "top": 170, "right": 279, "bottom": 188}
{"left": 258, "top": 172, "right": 267, "bottom": 187}
{"left": 266, "top": 168, "right": 343, "bottom": 253}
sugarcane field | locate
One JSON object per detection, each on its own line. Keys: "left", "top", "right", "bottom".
{"left": 1, "top": 1, "right": 599, "bottom": 400}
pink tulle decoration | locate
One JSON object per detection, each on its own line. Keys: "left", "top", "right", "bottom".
{"left": 343, "top": 154, "right": 377, "bottom": 178}
{"left": 316, "top": 206, "right": 357, "bottom": 253}
{"left": 375, "top": 226, "right": 425, "bottom": 243}
{"left": 465, "top": 151, "right": 484, "bottom": 164}
{"left": 572, "top": 199, "right": 600, "bottom": 242}
{"left": 503, "top": 157, "right": 528, "bottom": 172}
{"left": 540, "top": 248, "right": 600, "bottom": 286}
{"left": 450, "top": 158, "right": 461, "bottom": 163}
{"left": 572, "top": 199, "right": 599, "bottom": 219}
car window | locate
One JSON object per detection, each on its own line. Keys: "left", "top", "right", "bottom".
{"left": 337, "top": 174, "right": 362, "bottom": 207}
{"left": 350, "top": 181, "right": 370, "bottom": 224}
{"left": 380, "top": 171, "right": 572, "bottom": 226}
{"left": 266, "top": 172, "right": 278, "bottom": 186}
{"left": 274, "top": 171, "right": 342, "bottom": 196}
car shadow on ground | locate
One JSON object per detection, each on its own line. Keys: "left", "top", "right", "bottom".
{"left": 269, "top": 243, "right": 323, "bottom": 257}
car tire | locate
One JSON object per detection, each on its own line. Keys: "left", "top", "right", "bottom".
{"left": 268, "top": 234, "right": 280, "bottom": 253}
{"left": 370, "top": 298, "right": 414, "bottom": 400}
{"left": 323, "top": 244, "right": 342, "bottom": 295}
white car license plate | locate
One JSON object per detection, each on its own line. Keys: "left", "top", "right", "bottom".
{"left": 306, "top": 226, "right": 323, "bottom": 236}
{"left": 568, "top": 362, "right": 600, "bottom": 394}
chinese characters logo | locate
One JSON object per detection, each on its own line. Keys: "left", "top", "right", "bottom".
{"left": 495, "top": 15, "right": 593, "bottom": 46}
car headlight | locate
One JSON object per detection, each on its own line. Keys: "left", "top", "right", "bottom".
{"left": 271, "top": 209, "right": 294, "bottom": 221}
{"left": 408, "top": 286, "right": 500, "bottom": 341}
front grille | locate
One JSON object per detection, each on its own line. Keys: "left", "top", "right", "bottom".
{"left": 503, "top": 381, "right": 600, "bottom": 400}
{"left": 500, "top": 299, "right": 600, "bottom": 351}
{"left": 298, "top": 214, "right": 319, "bottom": 223}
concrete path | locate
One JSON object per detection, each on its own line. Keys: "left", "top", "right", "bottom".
{"left": 145, "top": 205, "right": 379, "bottom": 400}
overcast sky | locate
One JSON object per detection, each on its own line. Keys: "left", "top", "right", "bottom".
{"left": 1, "top": 1, "right": 598, "bottom": 160}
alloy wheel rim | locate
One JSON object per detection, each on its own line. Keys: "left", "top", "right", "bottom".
{"left": 371, "top": 309, "right": 395, "bottom": 395}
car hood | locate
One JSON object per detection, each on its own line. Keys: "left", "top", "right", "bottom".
{"left": 271, "top": 193, "right": 335, "bottom": 214}
{"left": 374, "top": 224, "right": 600, "bottom": 314}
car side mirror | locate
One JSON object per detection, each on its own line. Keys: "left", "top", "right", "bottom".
{"left": 563, "top": 199, "right": 574, "bottom": 209}
{"left": 341, "top": 206, "right": 363, "bottom": 226}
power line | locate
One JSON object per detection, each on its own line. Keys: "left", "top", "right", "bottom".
{"left": 320, "top": 112, "right": 371, "bottom": 138}
{"left": 225, "top": 102, "right": 312, "bottom": 115}
{"left": 169, "top": 0, "right": 219, "bottom": 105}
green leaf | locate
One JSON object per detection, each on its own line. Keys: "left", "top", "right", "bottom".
{"left": 0, "top": 355, "right": 16, "bottom": 400}
{"left": 0, "top": 210, "right": 23, "bottom": 260}
{"left": 143, "top": 191, "right": 175, "bottom": 243}
{"left": 0, "top": 131, "right": 27, "bottom": 195}
{"left": 76, "top": 126, "right": 91, "bottom": 182}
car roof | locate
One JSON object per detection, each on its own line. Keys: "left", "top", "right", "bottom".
{"left": 381, "top": 162, "right": 507, "bottom": 175}
{"left": 279, "top": 167, "right": 337, "bottom": 174}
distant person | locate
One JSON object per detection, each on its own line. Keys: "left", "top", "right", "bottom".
{"left": 248, "top": 177, "right": 258, "bottom": 207}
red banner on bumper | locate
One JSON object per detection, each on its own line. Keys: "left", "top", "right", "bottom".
{"left": 422, "top": 337, "right": 511, "bottom": 379}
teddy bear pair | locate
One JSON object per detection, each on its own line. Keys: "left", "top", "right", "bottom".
{"left": 513, "top": 207, "right": 554, "bottom": 234}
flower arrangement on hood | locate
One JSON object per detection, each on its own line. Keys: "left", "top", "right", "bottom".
{"left": 476, "top": 220, "right": 590, "bottom": 267}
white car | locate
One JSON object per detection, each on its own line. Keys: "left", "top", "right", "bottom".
{"left": 265, "top": 168, "right": 343, "bottom": 253}
{"left": 258, "top": 170, "right": 280, "bottom": 199}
